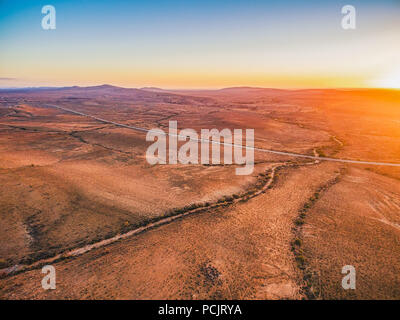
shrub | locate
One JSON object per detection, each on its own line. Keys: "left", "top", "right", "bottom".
{"left": 0, "top": 258, "right": 7, "bottom": 268}
{"left": 295, "top": 255, "right": 305, "bottom": 265}
{"left": 294, "top": 238, "right": 302, "bottom": 246}
{"left": 316, "top": 148, "right": 326, "bottom": 157}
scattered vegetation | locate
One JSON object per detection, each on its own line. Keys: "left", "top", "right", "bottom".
{"left": 291, "top": 171, "right": 344, "bottom": 299}
{"left": 315, "top": 148, "right": 326, "bottom": 157}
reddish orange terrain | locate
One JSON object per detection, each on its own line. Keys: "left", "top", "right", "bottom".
{"left": 0, "top": 86, "right": 399, "bottom": 299}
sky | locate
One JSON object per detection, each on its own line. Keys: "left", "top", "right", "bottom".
{"left": 0, "top": 0, "right": 399, "bottom": 89}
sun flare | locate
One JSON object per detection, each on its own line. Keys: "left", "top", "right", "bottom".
{"left": 373, "top": 68, "right": 400, "bottom": 89}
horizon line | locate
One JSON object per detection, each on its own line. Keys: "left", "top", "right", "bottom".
{"left": 1, "top": 84, "right": 399, "bottom": 92}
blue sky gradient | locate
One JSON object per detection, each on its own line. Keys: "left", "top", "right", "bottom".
{"left": 1, "top": 0, "right": 399, "bottom": 88}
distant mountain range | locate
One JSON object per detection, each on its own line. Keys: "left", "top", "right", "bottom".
{"left": 0, "top": 84, "right": 396, "bottom": 96}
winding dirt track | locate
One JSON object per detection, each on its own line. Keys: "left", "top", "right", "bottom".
{"left": 47, "top": 105, "right": 400, "bottom": 167}
{"left": 0, "top": 160, "right": 302, "bottom": 278}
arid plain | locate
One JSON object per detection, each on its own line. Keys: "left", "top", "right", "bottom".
{"left": 0, "top": 86, "right": 399, "bottom": 299}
